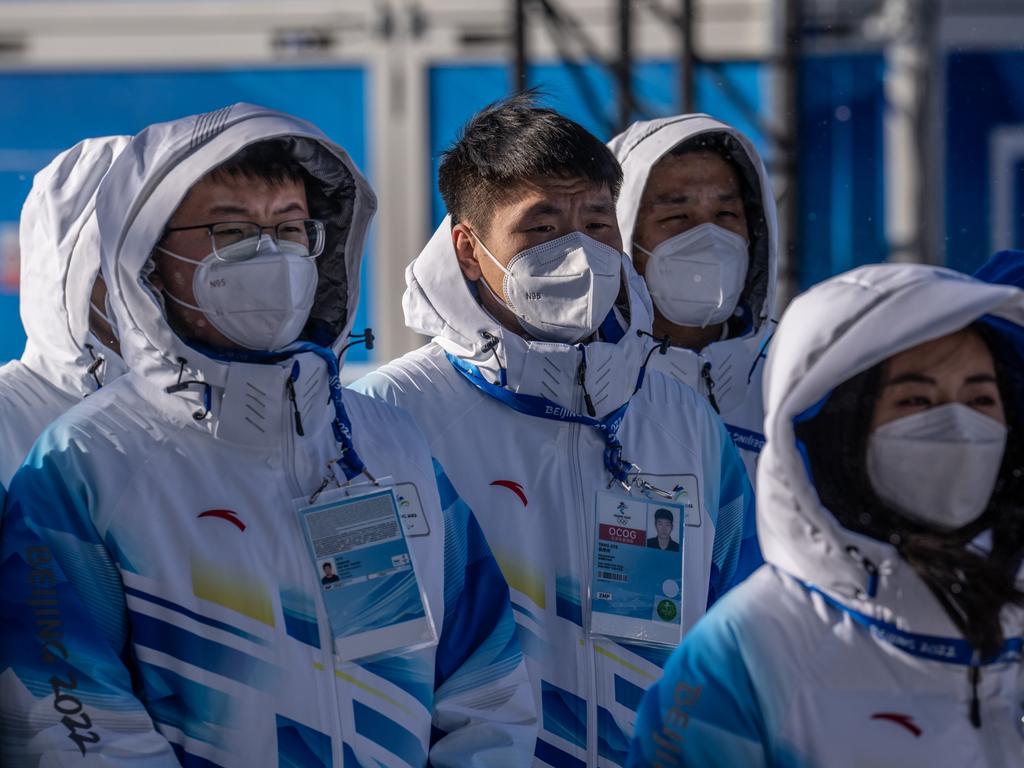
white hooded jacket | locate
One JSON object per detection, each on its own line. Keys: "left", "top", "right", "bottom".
{"left": 0, "top": 136, "right": 129, "bottom": 485}
{"left": 629, "top": 264, "right": 1024, "bottom": 768}
{"left": 609, "top": 115, "right": 778, "bottom": 479}
{"left": 352, "top": 217, "right": 759, "bottom": 767}
{"left": 0, "top": 105, "right": 535, "bottom": 767}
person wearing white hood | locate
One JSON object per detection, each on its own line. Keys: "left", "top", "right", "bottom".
{"left": 608, "top": 116, "right": 777, "bottom": 479}
{"left": 0, "top": 135, "right": 129, "bottom": 486}
{"left": 0, "top": 104, "right": 536, "bottom": 766}
{"left": 353, "top": 94, "right": 760, "bottom": 767}
{"left": 629, "top": 263, "right": 1024, "bottom": 767}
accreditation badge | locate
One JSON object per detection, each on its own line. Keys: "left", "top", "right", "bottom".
{"left": 588, "top": 483, "right": 696, "bottom": 647}
{"left": 295, "top": 484, "right": 438, "bottom": 661}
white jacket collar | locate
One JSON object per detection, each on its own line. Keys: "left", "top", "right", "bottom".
{"left": 19, "top": 136, "right": 130, "bottom": 398}
{"left": 608, "top": 114, "right": 779, "bottom": 333}
{"left": 760, "top": 263, "right": 1024, "bottom": 634}
{"left": 96, "top": 104, "right": 377, "bottom": 445}
{"left": 402, "top": 216, "right": 654, "bottom": 417}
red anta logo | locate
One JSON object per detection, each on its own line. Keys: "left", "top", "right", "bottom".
{"left": 197, "top": 509, "right": 246, "bottom": 532}
{"left": 490, "top": 480, "right": 528, "bottom": 507}
{"left": 871, "top": 712, "right": 922, "bottom": 737}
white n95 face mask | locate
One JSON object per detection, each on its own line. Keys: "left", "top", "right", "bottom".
{"left": 866, "top": 403, "right": 1008, "bottom": 531}
{"left": 635, "top": 222, "right": 749, "bottom": 328}
{"left": 157, "top": 235, "right": 319, "bottom": 351}
{"left": 475, "top": 231, "right": 622, "bottom": 344}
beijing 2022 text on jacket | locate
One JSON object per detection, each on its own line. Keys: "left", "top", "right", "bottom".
{"left": 0, "top": 104, "right": 537, "bottom": 767}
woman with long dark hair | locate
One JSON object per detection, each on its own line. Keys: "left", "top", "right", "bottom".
{"left": 628, "top": 264, "right": 1024, "bottom": 767}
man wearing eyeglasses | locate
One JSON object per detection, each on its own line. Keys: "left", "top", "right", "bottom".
{"left": 149, "top": 153, "right": 328, "bottom": 351}
{"left": 0, "top": 104, "right": 535, "bottom": 766}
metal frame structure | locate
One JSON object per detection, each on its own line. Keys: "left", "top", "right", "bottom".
{"left": 510, "top": 0, "right": 805, "bottom": 304}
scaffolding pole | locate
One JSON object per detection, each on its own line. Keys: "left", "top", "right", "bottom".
{"left": 513, "top": 0, "right": 528, "bottom": 92}
{"left": 775, "top": 0, "right": 802, "bottom": 308}
{"left": 680, "top": 0, "right": 695, "bottom": 112}
{"left": 616, "top": 0, "right": 634, "bottom": 131}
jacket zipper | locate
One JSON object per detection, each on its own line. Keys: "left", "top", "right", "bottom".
{"left": 573, "top": 354, "right": 599, "bottom": 766}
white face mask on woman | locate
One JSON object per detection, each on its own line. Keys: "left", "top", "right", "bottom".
{"left": 474, "top": 231, "right": 622, "bottom": 344}
{"left": 866, "top": 403, "right": 1008, "bottom": 530}
{"left": 634, "top": 222, "right": 749, "bottom": 328}
{"left": 157, "top": 235, "right": 319, "bottom": 351}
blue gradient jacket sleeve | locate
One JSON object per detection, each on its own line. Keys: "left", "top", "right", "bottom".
{"left": 707, "top": 419, "right": 762, "bottom": 609}
{"left": 427, "top": 459, "right": 538, "bottom": 767}
{"left": 0, "top": 443, "right": 178, "bottom": 764}
{"left": 626, "top": 597, "right": 770, "bottom": 768}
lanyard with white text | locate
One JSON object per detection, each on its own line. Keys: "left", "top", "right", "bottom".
{"left": 446, "top": 351, "right": 639, "bottom": 486}
{"left": 799, "top": 579, "right": 1023, "bottom": 666}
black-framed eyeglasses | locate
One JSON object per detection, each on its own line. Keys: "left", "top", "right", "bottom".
{"left": 164, "top": 219, "right": 327, "bottom": 262}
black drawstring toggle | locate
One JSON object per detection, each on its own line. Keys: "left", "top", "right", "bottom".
{"left": 164, "top": 357, "right": 211, "bottom": 420}
{"left": 968, "top": 661, "right": 982, "bottom": 728}
{"left": 286, "top": 361, "right": 305, "bottom": 437}
{"left": 337, "top": 327, "right": 375, "bottom": 361}
{"left": 701, "top": 362, "right": 721, "bottom": 414}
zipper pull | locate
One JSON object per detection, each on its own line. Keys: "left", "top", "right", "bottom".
{"left": 577, "top": 348, "right": 596, "bottom": 417}
{"left": 968, "top": 662, "right": 981, "bottom": 728}
{"left": 701, "top": 361, "right": 721, "bottom": 413}
{"left": 287, "top": 361, "right": 305, "bottom": 437}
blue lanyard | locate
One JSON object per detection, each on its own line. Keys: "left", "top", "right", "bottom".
{"left": 446, "top": 351, "right": 636, "bottom": 484}
{"left": 798, "top": 579, "right": 1023, "bottom": 666}
{"left": 190, "top": 341, "right": 367, "bottom": 482}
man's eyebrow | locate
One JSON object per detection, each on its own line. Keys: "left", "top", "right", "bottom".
{"left": 653, "top": 194, "right": 688, "bottom": 206}
{"left": 965, "top": 373, "right": 999, "bottom": 385}
{"left": 274, "top": 201, "right": 306, "bottom": 216}
{"left": 584, "top": 201, "right": 615, "bottom": 213}
{"left": 520, "top": 201, "right": 562, "bottom": 218}
{"left": 882, "top": 372, "right": 936, "bottom": 387}
{"left": 205, "top": 204, "right": 250, "bottom": 217}
{"left": 204, "top": 201, "right": 306, "bottom": 219}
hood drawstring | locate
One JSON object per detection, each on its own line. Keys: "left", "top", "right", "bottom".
{"left": 164, "top": 356, "right": 212, "bottom": 421}
{"left": 337, "top": 327, "right": 375, "bottom": 362}
{"left": 83, "top": 343, "right": 105, "bottom": 391}
{"left": 637, "top": 329, "right": 670, "bottom": 372}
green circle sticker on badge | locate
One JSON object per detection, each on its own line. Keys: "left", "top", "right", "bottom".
{"left": 656, "top": 599, "right": 678, "bottom": 622}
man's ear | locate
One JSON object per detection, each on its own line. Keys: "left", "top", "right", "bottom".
{"left": 451, "top": 223, "right": 482, "bottom": 282}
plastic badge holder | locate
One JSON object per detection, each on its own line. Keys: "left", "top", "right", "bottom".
{"left": 296, "top": 483, "right": 438, "bottom": 662}
{"left": 588, "top": 486, "right": 691, "bottom": 648}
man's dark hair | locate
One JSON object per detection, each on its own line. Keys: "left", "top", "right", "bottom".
{"left": 322, "top": 562, "right": 332, "bottom": 571}
{"left": 438, "top": 91, "right": 623, "bottom": 233}
{"left": 654, "top": 508, "right": 674, "bottom": 523}
{"left": 209, "top": 139, "right": 308, "bottom": 188}
{"left": 795, "top": 323, "right": 1024, "bottom": 660}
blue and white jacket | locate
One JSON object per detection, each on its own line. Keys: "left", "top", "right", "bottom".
{"left": 0, "top": 136, "right": 129, "bottom": 486}
{"left": 629, "top": 264, "right": 1024, "bottom": 767}
{"left": 353, "top": 215, "right": 760, "bottom": 767}
{"left": 609, "top": 115, "right": 780, "bottom": 481}
{"left": 0, "top": 104, "right": 536, "bottom": 767}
